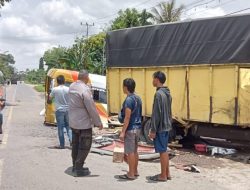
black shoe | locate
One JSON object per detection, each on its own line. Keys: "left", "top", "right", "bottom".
{"left": 74, "top": 169, "right": 91, "bottom": 177}
{"left": 72, "top": 166, "right": 89, "bottom": 173}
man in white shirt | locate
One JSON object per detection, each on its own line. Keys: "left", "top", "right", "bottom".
{"left": 50, "top": 75, "right": 72, "bottom": 149}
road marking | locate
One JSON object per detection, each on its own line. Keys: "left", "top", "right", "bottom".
{"left": 0, "top": 85, "right": 17, "bottom": 188}
{"left": 0, "top": 85, "right": 17, "bottom": 149}
{"left": 0, "top": 159, "right": 3, "bottom": 187}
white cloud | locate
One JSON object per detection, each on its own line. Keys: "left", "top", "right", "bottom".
{"left": 38, "top": 0, "right": 94, "bottom": 34}
{"left": 0, "top": 16, "right": 50, "bottom": 38}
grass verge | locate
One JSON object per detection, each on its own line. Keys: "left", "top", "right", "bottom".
{"left": 34, "top": 84, "right": 45, "bottom": 92}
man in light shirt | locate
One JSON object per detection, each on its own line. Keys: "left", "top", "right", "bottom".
{"left": 50, "top": 75, "right": 72, "bottom": 149}
{"left": 69, "top": 70, "right": 103, "bottom": 177}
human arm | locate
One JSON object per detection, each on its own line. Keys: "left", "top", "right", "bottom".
{"left": 119, "top": 107, "right": 131, "bottom": 141}
{"left": 83, "top": 91, "right": 103, "bottom": 130}
{"left": 149, "top": 93, "right": 161, "bottom": 139}
{"left": 49, "top": 89, "right": 55, "bottom": 101}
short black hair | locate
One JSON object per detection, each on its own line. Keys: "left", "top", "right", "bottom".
{"left": 57, "top": 75, "right": 65, "bottom": 85}
{"left": 153, "top": 71, "right": 166, "bottom": 84}
{"left": 123, "top": 78, "right": 136, "bottom": 93}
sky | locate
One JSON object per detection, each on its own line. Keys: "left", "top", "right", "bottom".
{"left": 0, "top": 0, "right": 250, "bottom": 71}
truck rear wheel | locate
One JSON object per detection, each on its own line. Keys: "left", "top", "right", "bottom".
{"left": 143, "top": 118, "right": 177, "bottom": 144}
{"left": 143, "top": 118, "right": 153, "bottom": 144}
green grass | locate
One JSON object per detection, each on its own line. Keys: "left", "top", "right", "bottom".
{"left": 34, "top": 84, "right": 45, "bottom": 92}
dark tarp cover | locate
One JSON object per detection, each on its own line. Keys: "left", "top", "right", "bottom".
{"left": 106, "top": 14, "right": 250, "bottom": 68}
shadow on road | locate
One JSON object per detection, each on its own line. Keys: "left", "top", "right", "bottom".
{"left": 64, "top": 166, "right": 100, "bottom": 178}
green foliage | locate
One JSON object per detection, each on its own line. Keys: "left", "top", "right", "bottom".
{"left": 0, "top": 0, "right": 11, "bottom": 9}
{"left": 87, "top": 33, "right": 106, "bottom": 74}
{"left": 39, "top": 57, "right": 44, "bottom": 70}
{"left": 43, "top": 47, "right": 67, "bottom": 71}
{"left": 0, "top": 52, "right": 16, "bottom": 80}
{"left": 25, "top": 69, "right": 46, "bottom": 84}
{"left": 34, "top": 84, "right": 45, "bottom": 92}
{"left": 140, "top": 9, "right": 154, "bottom": 26}
{"left": 59, "top": 38, "right": 86, "bottom": 70}
{"left": 43, "top": 33, "right": 106, "bottom": 75}
{"left": 151, "top": 0, "right": 184, "bottom": 23}
{"left": 110, "top": 8, "right": 153, "bottom": 30}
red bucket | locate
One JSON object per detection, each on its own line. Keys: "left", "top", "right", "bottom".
{"left": 194, "top": 144, "right": 207, "bottom": 152}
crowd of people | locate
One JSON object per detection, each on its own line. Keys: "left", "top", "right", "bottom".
{"left": 50, "top": 70, "right": 172, "bottom": 182}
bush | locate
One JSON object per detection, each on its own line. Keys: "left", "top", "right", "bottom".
{"left": 34, "top": 84, "right": 45, "bottom": 92}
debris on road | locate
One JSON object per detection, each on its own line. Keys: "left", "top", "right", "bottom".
{"left": 113, "top": 147, "right": 124, "bottom": 163}
{"left": 174, "top": 164, "right": 201, "bottom": 173}
{"left": 208, "top": 146, "right": 237, "bottom": 156}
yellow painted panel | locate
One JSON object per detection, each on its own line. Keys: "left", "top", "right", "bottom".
{"left": 145, "top": 68, "right": 158, "bottom": 115}
{"left": 119, "top": 69, "right": 132, "bottom": 109}
{"left": 189, "top": 67, "right": 210, "bottom": 121}
{"left": 238, "top": 68, "right": 250, "bottom": 125}
{"left": 212, "top": 66, "right": 236, "bottom": 125}
{"left": 168, "top": 67, "right": 187, "bottom": 119}
{"left": 131, "top": 69, "right": 146, "bottom": 116}
{"left": 107, "top": 69, "right": 120, "bottom": 113}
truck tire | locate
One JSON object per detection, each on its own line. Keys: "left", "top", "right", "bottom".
{"left": 143, "top": 118, "right": 177, "bottom": 144}
{"left": 143, "top": 118, "right": 153, "bottom": 144}
{"left": 168, "top": 123, "right": 177, "bottom": 143}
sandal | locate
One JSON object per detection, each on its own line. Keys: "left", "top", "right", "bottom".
{"left": 149, "top": 174, "right": 167, "bottom": 182}
{"left": 119, "top": 174, "right": 136, "bottom": 180}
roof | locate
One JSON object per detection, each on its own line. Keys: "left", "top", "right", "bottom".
{"left": 106, "top": 14, "right": 250, "bottom": 67}
{"left": 47, "top": 69, "right": 78, "bottom": 82}
{"left": 89, "top": 73, "right": 106, "bottom": 90}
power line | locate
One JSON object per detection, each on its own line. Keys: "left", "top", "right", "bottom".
{"left": 94, "top": 0, "right": 217, "bottom": 25}
{"left": 81, "top": 22, "right": 95, "bottom": 39}
{"left": 225, "top": 7, "right": 250, "bottom": 15}
{"left": 183, "top": 0, "right": 216, "bottom": 13}
{"left": 94, "top": 0, "right": 156, "bottom": 21}
{"left": 184, "top": 0, "right": 237, "bottom": 18}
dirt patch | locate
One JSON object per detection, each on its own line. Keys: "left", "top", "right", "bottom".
{"left": 170, "top": 150, "right": 225, "bottom": 169}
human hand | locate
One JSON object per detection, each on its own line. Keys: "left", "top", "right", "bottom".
{"left": 98, "top": 124, "right": 103, "bottom": 130}
{"left": 119, "top": 132, "right": 125, "bottom": 141}
{"left": 148, "top": 131, "right": 156, "bottom": 140}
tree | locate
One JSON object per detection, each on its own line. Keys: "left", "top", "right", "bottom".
{"left": 0, "top": 0, "right": 11, "bottom": 9}
{"left": 139, "top": 9, "right": 153, "bottom": 26}
{"left": 0, "top": 52, "right": 16, "bottom": 80}
{"left": 39, "top": 57, "right": 44, "bottom": 70}
{"left": 0, "top": 53, "right": 15, "bottom": 65}
{"left": 25, "top": 69, "right": 46, "bottom": 84}
{"left": 151, "top": 0, "right": 184, "bottom": 23}
{"left": 59, "top": 37, "right": 86, "bottom": 70}
{"left": 110, "top": 8, "right": 153, "bottom": 30}
{"left": 42, "top": 33, "right": 105, "bottom": 74}
{"left": 43, "top": 47, "right": 67, "bottom": 70}
{"left": 87, "top": 33, "right": 106, "bottom": 74}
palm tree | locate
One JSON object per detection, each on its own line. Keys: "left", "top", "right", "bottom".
{"left": 151, "top": 0, "right": 184, "bottom": 23}
{"left": 139, "top": 9, "right": 153, "bottom": 26}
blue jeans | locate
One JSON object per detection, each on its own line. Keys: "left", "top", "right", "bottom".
{"left": 55, "top": 110, "right": 72, "bottom": 148}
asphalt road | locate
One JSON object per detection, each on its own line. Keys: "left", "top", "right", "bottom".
{"left": 0, "top": 84, "right": 249, "bottom": 190}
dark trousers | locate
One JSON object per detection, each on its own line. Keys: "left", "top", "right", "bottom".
{"left": 71, "top": 128, "right": 92, "bottom": 170}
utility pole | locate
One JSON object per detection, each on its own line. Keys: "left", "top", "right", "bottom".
{"left": 80, "top": 22, "right": 94, "bottom": 69}
{"left": 81, "top": 22, "right": 94, "bottom": 39}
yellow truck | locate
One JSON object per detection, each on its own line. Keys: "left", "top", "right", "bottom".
{"left": 106, "top": 14, "right": 250, "bottom": 143}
